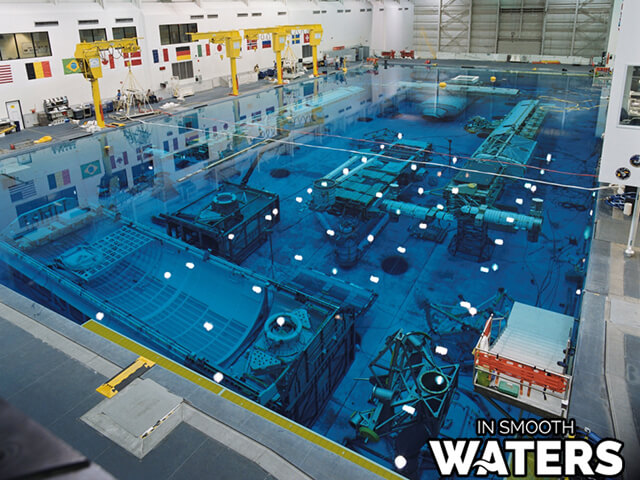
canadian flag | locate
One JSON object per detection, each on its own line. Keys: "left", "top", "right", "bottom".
{"left": 124, "top": 51, "right": 142, "bottom": 67}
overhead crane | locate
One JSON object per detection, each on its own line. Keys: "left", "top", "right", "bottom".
{"left": 74, "top": 38, "right": 141, "bottom": 128}
{"left": 188, "top": 30, "right": 243, "bottom": 96}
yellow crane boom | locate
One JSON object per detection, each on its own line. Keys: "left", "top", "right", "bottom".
{"left": 189, "top": 30, "right": 243, "bottom": 96}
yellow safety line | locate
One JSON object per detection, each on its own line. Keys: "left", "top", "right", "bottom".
{"left": 97, "top": 356, "right": 155, "bottom": 398}
{"left": 83, "top": 320, "right": 402, "bottom": 479}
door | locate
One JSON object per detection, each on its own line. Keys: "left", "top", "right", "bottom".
{"left": 6, "top": 100, "right": 24, "bottom": 131}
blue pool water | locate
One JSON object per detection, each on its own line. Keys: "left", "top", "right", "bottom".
{"left": 0, "top": 64, "right": 605, "bottom": 478}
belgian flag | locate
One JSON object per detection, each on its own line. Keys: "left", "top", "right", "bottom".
{"left": 176, "top": 46, "right": 191, "bottom": 61}
{"left": 26, "top": 61, "right": 52, "bottom": 80}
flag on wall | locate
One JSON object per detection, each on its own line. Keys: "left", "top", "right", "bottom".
{"left": 0, "top": 64, "right": 12, "bottom": 84}
{"left": 185, "top": 132, "right": 199, "bottom": 146}
{"left": 176, "top": 46, "right": 191, "bottom": 61}
{"left": 205, "top": 43, "right": 211, "bottom": 56}
{"left": 9, "top": 180, "right": 37, "bottom": 202}
{"left": 152, "top": 49, "right": 159, "bottom": 64}
{"left": 262, "top": 39, "right": 271, "bottom": 49}
{"left": 62, "top": 58, "right": 82, "bottom": 75}
{"left": 247, "top": 38, "right": 257, "bottom": 50}
{"left": 47, "top": 169, "right": 71, "bottom": 190}
{"left": 197, "top": 44, "right": 203, "bottom": 57}
{"left": 163, "top": 48, "right": 169, "bottom": 62}
{"left": 80, "top": 160, "right": 102, "bottom": 179}
{"left": 303, "top": 33, "right": 310, "bottom": 44}
{"left": 292, "top": 33, "right": 300, "bottom": 44}
{"left": 110, "top": 151, "right": 129, "bottom": 169}
{"left": 25, "top": 61, "right": 51, "bottom": 80}
{"left": 124, "top": 51, "right": 142, "bottom": 67}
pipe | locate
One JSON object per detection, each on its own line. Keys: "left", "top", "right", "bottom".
{"left": 460, "top": 205, "right": 542, "bottom": 231}
{"left": 357, "top": 214, "right": 391, "bottom": 252}
{"left": 380, "top": 200, "right": 455, "bottom": 222}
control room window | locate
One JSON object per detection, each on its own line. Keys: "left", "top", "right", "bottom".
{"left": 620, "top": 66, "right": 640, "bottom": 127}
{"left": 0, "top": 32, "right": 51, "bottom": 60}
{"left": 79, "top": 28, "right": 107, "bottom": 43}
{"left": 159, "top": 23, "right": 197, "bottom": 45}
{"left": 172, "top": 61, "right": 193, "bottom": 80}
{"left": 113, "top": 26, "right": 137, "bottom": 40}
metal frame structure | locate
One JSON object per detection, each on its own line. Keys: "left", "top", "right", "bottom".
{"left": 188, "top": 30, "right": 243, "bottom": 96}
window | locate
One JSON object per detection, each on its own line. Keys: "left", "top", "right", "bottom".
{"left": 159, "top": 23, "right": 197, "bottom": 45}
{"left": 302, "top": 45, "right": 312, "bottom": 58}
{"left": 172, "top": 61, "right": 193, "bottom": 80}
{"left": 79, "top": 28, "right": 107, "bottom": 43}
{"left": 620, "top": 66, "right": 640, "bottom": 126}
{"left": 0, "top": 32, "right": 51, "bottom": 60}
{"left": 113, "top": 26, "right": 137, "bottom": 40}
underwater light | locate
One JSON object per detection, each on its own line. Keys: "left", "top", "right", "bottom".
{"left": 276, "top": 316, "right": 286, "bottom": 327}
{"left": 480, "top": 266, "right": 490, "bottom": 273}
{"left": 419, "top": 223, "right": 427, "bottom": 229}
{"left": 361, "top": 156, "right": 368, "bottom": 163}
{"left": 332, "top": 268, "right": 338, "bottom": 275}
{"left": 495, "top": 238, "right": 504, "bottom": 245}
{"left": 452, "top": 157, "right": 457, "bottom": 164}
{"left": 437, "top": 204, "right": 444, "bottom": 210}
{"left": 307, "top": 188, "right": 313, "bottom": 194}
{"left": 326, "top": 229, "right": 335, "bottom": 236}
{"left": 295, "top": 196, "right": 303, "bottom": 203}
{"left": 213, "top": 372, "right": 224, "bottom": 383}
{"left": 228, "top": 233, "right": 235, "bottom": 240}
{"left": 576, "top": 289, "right": 582, "bottom": 295}
{"left": 402, "top": 405, "right": 415, "bottom": 415}
{"left": 252, "top": 285, "right": 263, "bottom": 294}
{"left": 506, "top": 216, "right": 515, "bottom": 223}
{"left": 437, "top": 171, "right": 442, "bottom": 177}
{"left": 369, "top": 275, "right": 380, "bottom": 283}
{"left": 367, "top": 234, "right": 375, "bottom": 242}
{"left": 294, "top": 254, "right": 303, "bottom": 261}
{"left": 460, "top": 301, "right": 471, "bottom": 309}
{"left": 411, "top": 163, "right": 417, "bottom": 171}
{"left": 589, "top": 209, "right": 593, "bottom": 216}
{"left": 546, "top": 153, "right": 552, "bottom": 163}
{"left": 272, "top": 208, "right": 279, "bottom": 215}
{"left": 397, "top": 246, "right": 406, "bottom": 254}
{"left": 342, "top": 168, "right": 349, "bottom": 175}
{"left": 185, "top": 262, "right": 195, "bottom": 269}
{"left": 397, "top": 132, "right": 403, "bottom": 139}
{"left": 380, "top": 144, "right": 385, "bottom": 150}
{"left": 530, "top": 185, "right": 537, "bottom": 193}
{"left": 148, "top": 165, "right": 153, "bottom": 170}
{"left": 468, "top": 307, "right": 478, "bottom": 316}
{"left": 418, "top": 187, "right": 424, "bottom": 195}
{"left": 435, "top": 345, "right": 448, "bottom": 356}
{"left": 95, "top": 312, "right": 104, "bottom": 321}
{"left": 515, "top": 198, "right": 523, "bottom": 205}
{"left": 265, "top": 214, "right": 273, "bottom": 221}
{"left": 163, "top": 271, "right": 172, "bottom": 279}
{"left": 492, "top": 263, "right": 499, "bottom": 271}
{"left": 395, "top": 209, "right": 401, "bottom": 216}
{"left": 375, "top": 192, "right": 383, "bottom": 198}
{"left": 451, "top": 187, "right": 459, "bottom": 194}
{"left": 435, "top": 375, "right": 444, "bottom": 385}
{"left": 394, "top": 456, "right": 407, "bottom": 470}
{"left": 540, "top": 169, "right": 545, "bottom": 175}
{"left": 524, "top": 182, "right": 532, "bottom": 189}
{"left": 203, "top": 322, "right": 213, "bottom": 331}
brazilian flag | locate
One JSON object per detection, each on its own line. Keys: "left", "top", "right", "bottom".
{"left": 81, "top": 160, "right": 101, "bottom": 179}
{"left": 62, "top": 58, "right": 82, "bottom": 75}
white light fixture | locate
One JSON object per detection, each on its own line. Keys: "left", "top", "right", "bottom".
{"left": 331, "top": 268, "right": 338, "bottom": 275}
{"left": 397, "top": 246, "right": 406, "bottom": 254}
{"left": 435, "top": 345, "right": 448, "bottom": 356}
{"left": 265, "top": 214, "right": 273, "bottom": 221}
{"left": 272, "top": 208, "right": 279, "bottom": 215}
{"left": 294, "top": 254, "right": 303, "bottom": 261}
{"left": 530, "top": 185, "right": 537, "bottom": 193}
{"left": 276, "top": 316, "right": 286, "bottom": 327}
{"left": 394, "top": 456, "right": 407, "bottom": 470}
{"left": 491, "top": 263, "right": 499, "bottom": 271}
{"left": 437, "top": 204, "right": 444, "bottom": 210}
{"left": 411, "top": 163, "right": 417, "bottom": 171}
{"left": 480, "top": 266, "right": 490, "bottom": 273}
{"left": 459, "top": 301, "right": 471, "bottom": 309}
{"left": 418, "top": 187, "right": 424, "bottom": 195}
{"left": 321, "top": 181, "right": 328, "bottom": 187}
{"left": 361, "top": 156, "right": 368, "bottom": 163}
{"left": 342, "top": 168, "right": 350, "bottom": 175}
{"left": 451, "top": 187, "right": 459, "bottom": 194}
{"left": 437, "top": 171, "right": 442, "bottom": 177}
{"left": 228, "top": 233, "right": 235, "bottom": 240}
{"left": 494, "top": 238, "right": 504, "bottom": 245}
{"left": 540, "top": 169, "right": 545, "bottom": 175}
{"left": 397, "top": 132, "right": 403, "bottom": 139}
{"left": 419, "top": 223, "right": 427, "bottom": 229}
{"left": 295, "top": 196, "right": 303, "bottom": 203}
{"left": 468, "top": 307, "right": 478, "bottom": 316}
{"left": 307, "top": 187, "right": 313, "bottom": 194}
{"left": 375, "top": 191, "right": 383, "bottom": 198}
{"left": 185, "top": 262, "right": 195, "bottom": 269}
{"left": 370, "top": 275, "right": 380, "bottom": 283}
{"left": 95, "top": 311, "right": 104, "bottom": 321}
{"left": 524, "top": 182, "right": 532, "bottom": 189}
{"left": 402, "top": 405, "right": 415, "bottom": 415}
{"left": 576, "top": 289, "right": 582, "bottom": 295}
{"left": 203, "top": 322, "right": 213, "bottom": 331}
{"left": 515, "top": 198, "right": 523, "bottom": 205}
{"left": 546, "top": 153, "right": 552, "bottom": 163}
{"left": 326, "top": 229, "right": 335, "bottom": 236}
{"left": 367, "top": 234, "right": 375, "bottom": 242}
{"left": 164, "top": 271, "right": 172, "bottom": 279}
{"left": 213, "top": 372, "right": 224, "bottom": 383}
{"left": 452, "top": 157, "right": 457, "bottom": 164}
{"left": 506, "top": 216, "right": 515, "bottom": 223}
{"left": 252, "top": 285, "right": 263, "bottom": 294}
{"left": 380, "top": 144, "right": 385, "bottom": 150}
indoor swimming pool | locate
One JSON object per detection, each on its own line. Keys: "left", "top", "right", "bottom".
{"left": 0, "top": 63, "right": 606, "bottom": 478}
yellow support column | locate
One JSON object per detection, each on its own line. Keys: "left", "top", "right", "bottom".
{"left": 312, "top": 45, "right": 319, "bottom": 77}
{"left": 91, "top": 79, "right": 105, "bottom": 128}
{"left": 230, "top": 56, "right": 239, "bottom": 96}
{"left": 275, "top": 50, "right": 283, "bottom": 85}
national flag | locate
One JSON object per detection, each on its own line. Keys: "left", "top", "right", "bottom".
{"left": 109, "top": 151, "right": 129, "bottom": 169}
{"left": 185, "top": 132, "right": 199, "bottom": 146}
{"left": 81, "top": 160, "right": 102, "bottom": 179}
{"left": 262, "top": 39, "right": 271, "bottom": 49}
{"left": 47, "top": 169, "right": 71, "bottom": 190}
{"left": 292, "top": 33, "right": 300, "bottom": 45}
{"left": 109, "top": 53, "right": 115, "bottom": 69}
{"left": 62, "top": 58, "right": 82, "bottom": 75}
{"left": 197, "top": 44, "right": 203, "bottom": 57}
{"left": 303, "top": 33, "right": 310, "bottom": 44}
{"left": 176, "top": 46, "right": 191, "bottom": 61}
{"left": 163, "top": 48, "right": 169, "bottom": 62}
{"left": 124, "top": 51, "right": 142, "bottom": 67}
{"left": 0, "top": 64, "right": 12, "bottom": 84}
{"left": 152, "top": 49, "right": 159, "bottom": 64}
{"left": 9, "top": 180, "right": 36, "bottom": 202}
{"left": 247, "top": 38, "right": 257, "bottom": 50}
{"left": 25, "top": 61, "right": 52, "bottom": 80}
{"left": 205, "top": 43, "right": 211, "bottom": 56}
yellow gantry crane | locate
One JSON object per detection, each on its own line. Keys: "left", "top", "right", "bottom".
{"left": 244, "top": 25, "right": 323, "bottom": 85}
{"left": 188, "top": 30, "right": 243, "bottom": 96}
{"left": 74, "top": 38, "right": 142, "bottom": 128}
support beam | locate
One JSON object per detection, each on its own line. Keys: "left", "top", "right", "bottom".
{"left": 437, "top": 0, "right": 442, "bottom": 53}
{"left": 570, "top": 0, "right": 580, "bottom": 56}
{"left": 467, "top": 0, "right": 472, "bottom": 54}
{"left": 495, "top": 1, "right": 500, "bottom": 53}
{"left": 540, "top": 0, "right": 549, "bottom": 55}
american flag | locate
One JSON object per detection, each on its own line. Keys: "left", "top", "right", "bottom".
{"left": 247, "top": 38, "right": 257, "bottom": 50}
{"left": 9, "top": 180, "right": 36, "bottom": 203}
{"left": 0, "top": 64, "right": 13, "bottom": 84}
